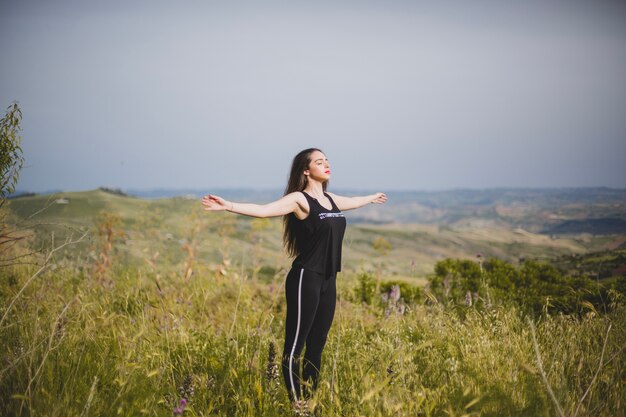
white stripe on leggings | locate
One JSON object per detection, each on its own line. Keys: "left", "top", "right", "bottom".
{"left": 288, "top": 268, "right": 305, "bottom": 400}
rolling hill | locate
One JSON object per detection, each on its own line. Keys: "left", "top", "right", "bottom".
{"left": 7, "top": 188, "right": 625, "bottom": 278}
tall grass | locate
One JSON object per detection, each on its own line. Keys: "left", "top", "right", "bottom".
{"left": 2, "top": 250, "right": 624, "bottom": 417}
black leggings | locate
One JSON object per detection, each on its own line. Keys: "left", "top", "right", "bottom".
{"left": 282, "top": 267, "right": 337, "bottom": 401}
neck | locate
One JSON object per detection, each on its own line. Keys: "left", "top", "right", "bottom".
{"left": 304, "top": 181, "right": 325, "bottom": 197}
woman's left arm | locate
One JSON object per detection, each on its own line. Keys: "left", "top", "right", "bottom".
{"left": 327, "top": 192, "right": 387, "bottom": 211}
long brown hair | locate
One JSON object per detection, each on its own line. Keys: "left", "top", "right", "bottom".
{"left": 282, "top": 148, "right": 328, "bottom": 257}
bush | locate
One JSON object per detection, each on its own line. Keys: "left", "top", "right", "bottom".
{"left": 428, "top": 257, "right": 617, "bottom": 316}
{"left": 355, "top": 272, "right": 376, "bottom": 304}
{"left": 379, "top": 280, "right": 422, "bottom": 304}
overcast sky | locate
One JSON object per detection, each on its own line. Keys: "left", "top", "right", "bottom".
{"left": 2, "top": 0, "right": 625, "bottom": 192}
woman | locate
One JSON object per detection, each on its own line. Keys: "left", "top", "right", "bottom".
{"left": 202, "top": 148, "right": 387, "bottom": 406}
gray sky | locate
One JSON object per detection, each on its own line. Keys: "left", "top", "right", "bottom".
{"left": 2, "top": 0, "right": 626, "bottom": 192}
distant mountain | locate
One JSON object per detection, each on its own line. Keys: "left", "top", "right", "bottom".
{"left": 343, "top": 187, "right": 626, "bottom": 232}
{"left": 543, "top": 218, "right": 626, "bottom": 235}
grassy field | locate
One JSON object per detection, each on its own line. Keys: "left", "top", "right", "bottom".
{"left": 1, "top": 190, "right": 625, "bottom": 416}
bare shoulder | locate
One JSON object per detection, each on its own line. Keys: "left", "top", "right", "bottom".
{"left": 284, "top": 191, "right": 307, "bottom": 203}
{"left": 285, "top": 191, "right": 309, "bottom": 219}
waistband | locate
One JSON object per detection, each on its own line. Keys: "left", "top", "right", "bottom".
{"left": 288, "top": 267, "right": 336, "bottom": 281}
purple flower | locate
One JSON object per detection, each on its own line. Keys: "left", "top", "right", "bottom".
{"left": 173, "top": 398, "right": 188, "bottom": 415}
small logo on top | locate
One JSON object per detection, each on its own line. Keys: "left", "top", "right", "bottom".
{"left": 318, "top": 212, "right": 345, "bottom": 220}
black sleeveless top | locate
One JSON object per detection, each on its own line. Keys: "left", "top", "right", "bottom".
{"left": 291, "top": 191, "right": 347, "bottom": 276}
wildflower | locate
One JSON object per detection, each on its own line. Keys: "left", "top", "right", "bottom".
{"left": 173, "top": 398, "right": 187, "bottom": 415}
{"left": 266, "top": 341, "right": 280, "bottom": 391}
{"left": 389, "top": 285, "right": 401, "bottom": 304}
{"left": 476, "top": 253, "right": 484, "bottom": 272}
{"left": 178, "top": 374, "right": 195, "bottom": 401}
{"left": 385, "top": 285, "right": 402, "bottom": 317}
{"left": 387, "top": 362, "right": 396, "bottom": 385}
{"left": 293, "top": 399, "right": 311, "bottom": 417}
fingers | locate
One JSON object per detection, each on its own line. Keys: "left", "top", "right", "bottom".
{"left": 374, "top": 193, "right": 388, "bottom": 204}
{"left": 201, "top": 195, "right": 223, "bottom": 204}
{"left": 201, "top": 194, "right": 226, "bottom": 211}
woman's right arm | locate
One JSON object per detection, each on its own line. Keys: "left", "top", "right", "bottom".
{"left": 201, "top": 192, "right": 306, "bottom": 218}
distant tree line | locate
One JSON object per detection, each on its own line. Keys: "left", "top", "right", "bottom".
{"left": 98, "top": 187, "right": 129, "bottom": 197}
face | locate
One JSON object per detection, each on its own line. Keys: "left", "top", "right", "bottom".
{"left": 304, "top": 150, "right": 330, "bottom": 181}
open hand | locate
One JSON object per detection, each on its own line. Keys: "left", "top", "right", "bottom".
{"left": 202, "top": 194, "right": 231, "bottom": 211}
{"left": 372, "top": 193, "right": 387, "bottom": 204}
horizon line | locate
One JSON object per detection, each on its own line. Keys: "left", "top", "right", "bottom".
{"left": 10, "top": 184, "right": 626, "bottom": 197}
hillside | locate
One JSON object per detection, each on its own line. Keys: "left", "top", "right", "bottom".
{"left": 115, "top": 187, "right": 626, "bottom": 230}
{"left": 2, "top": 189, "right": 625, "bottom": 416}
{"left": 7, "top": 188, "right": 624, "bottom": 278}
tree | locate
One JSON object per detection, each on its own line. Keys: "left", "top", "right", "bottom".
{"left": 0, "top": 102, "right": 87, "bottom": 327}
{"left": 1, "top": 103, "right": 27, "bottom": 266}
{"left": 0, "top": 102, "right": 24, "bottom": 202}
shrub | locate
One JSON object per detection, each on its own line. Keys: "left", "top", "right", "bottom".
{"left": 429, "top": 257, "right": 617, "bottom": 316}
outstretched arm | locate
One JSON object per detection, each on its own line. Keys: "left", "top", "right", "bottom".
{"left": 326, "top": 192, "right": 387, "bottom": 211}
{"left": 201, "top": 192, "right": 307, "bottom": 218}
